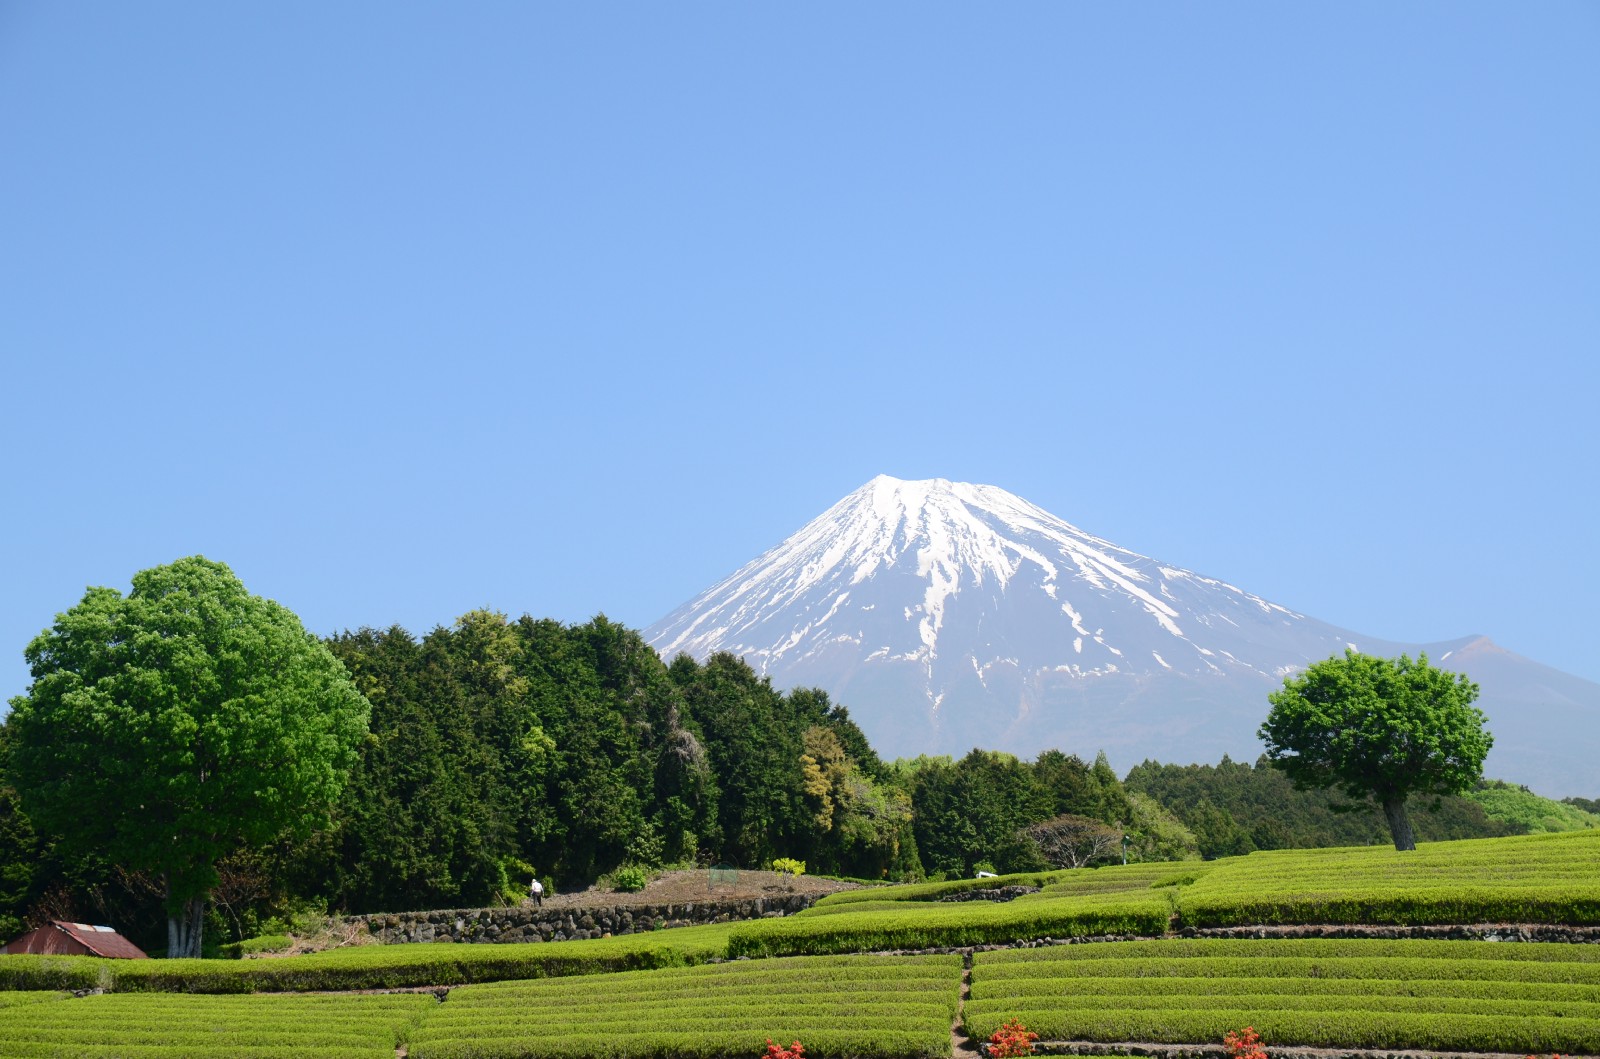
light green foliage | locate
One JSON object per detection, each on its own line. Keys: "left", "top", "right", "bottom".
{"left": 0, "top": 991, "right": 431, "bottom": 1058}
{"left": 771, "top": 858, "right": 806, "bottom": 877}
{"left": 967, "top": 939, "right": 1600, "bottom": 1053}
{"left": 408, "top": 954, "right": 960, "bottom": 1059}
{"left": 0, "top": 992, "right": 66, "bottom": 1010}
{"left": 1122, "top": 792, "right": 1201, "bottom": 862}
{"left": 1469, "top": 780, "right": 1600, "bottom": 833}
{"left": 6, "top": 557, "right": 371, "bottom": 956}
{"left": 613, "top": 865, "right": 649, "bottom": 892}
{"left": 1260, "top": 651, "right": 1492, "bottom": 850}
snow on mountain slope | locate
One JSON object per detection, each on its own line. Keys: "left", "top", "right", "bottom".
{"left": 646, "top": 476, "right": 1599, "bottom": 797}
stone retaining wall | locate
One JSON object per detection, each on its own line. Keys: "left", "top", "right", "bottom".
{"left": 349, "top": 893, "right": 817, "bottom": 945}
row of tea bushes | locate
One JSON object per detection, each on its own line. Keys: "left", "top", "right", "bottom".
{"left": 1175, "top": 830, "right": 1600, "bottom": 928}
{"left": 0, "top": 924, "right": 733, "bottom": 994}
{"left": 966, "top": 938, "right": 1600, "bottom": 1054}
{"left": 726, "top": 888, "right": 1171, "bottom": 957}
{"left": 407, "top": 953, "right": 961, "bottom": 1059}
{"left": 5, "top": 938, "right": 1600, "bottom": 1056}
{"left": 0, "top": 991, "right": 433, "bottom": 1059}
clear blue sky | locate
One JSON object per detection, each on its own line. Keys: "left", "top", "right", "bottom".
{"left": 3, "top": 2, "right": 1596, "bottom": 708}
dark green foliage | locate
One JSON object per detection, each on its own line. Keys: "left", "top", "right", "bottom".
{"left": 318, "top": 612, "right": 713, "bottom": 907}
{"left": 1033, "top": 750, "right": 1131, "bottom": 825}
{"left": 0, "top": 732, "right": 41, "bottom": 942}
{"left": 1567, "top": 795, "right": 1600, "bottom": 815}
{"left": 902, "top": 747, "right": 1140, "bottom": 878}
{"left": 1126, "top": 755, "right": 1517, "bottom": 858}
{"left": 906, "top": 750, "right": 1052, "bottom": 877}
{"left": 304, "top": 621, "right": 910, "bottom": 915}
{"left": 667, "top": 654, "right": 911, "bottom": 877}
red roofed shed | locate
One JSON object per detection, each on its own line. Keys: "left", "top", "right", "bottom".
{"left": 2, "top": 920, "right": 149, "bottom": 959}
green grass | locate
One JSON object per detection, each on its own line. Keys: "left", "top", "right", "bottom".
{"left": 0, "top": 991, "right": 434, "bottom": 1059}
{"left": 408, "top": 953, "right": 961, "bottom": 1059}
{"left": 967, "top": 938, "right": 1600, "bottom": 1053}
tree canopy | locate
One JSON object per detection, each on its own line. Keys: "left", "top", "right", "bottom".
{"left": 1258, "top": 650, "right": 1493, "bottom": 850}
{"left": 6, "top": 557, "right": 370, "bottom": 955}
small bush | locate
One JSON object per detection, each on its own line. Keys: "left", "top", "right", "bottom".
{"left": 771, "top": 858, "right": 806, "bottom": 877}
{"left": 614, "top": 865, "right": 649, "bottom": 893}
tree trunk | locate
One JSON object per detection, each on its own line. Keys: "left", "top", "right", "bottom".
{"left": 167, "top": 895, "right": 206, "bottom": 959}
{"left": 1381, "top": 796, "right": 1417, "bottom": 851}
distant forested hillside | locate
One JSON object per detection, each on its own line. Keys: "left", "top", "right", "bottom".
{"left": 1124, "top": 756, "right": 1520, "bottom": 858}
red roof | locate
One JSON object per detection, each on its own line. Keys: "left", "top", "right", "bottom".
{"left": 1, "top": 921, "right": 149, "bottom": 959}
{"left": 55, "top": 921, "right": 149, "bottom": 959}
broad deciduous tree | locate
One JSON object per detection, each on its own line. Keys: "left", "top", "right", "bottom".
{"left": 1258, "top": 650, "right": 1492, "bottom": 851}
{"left": 7, "top": 557, "right": 370, "bottom": 956}
{"left": 1022, "top": 812, "right": 1123, "bottom": 868}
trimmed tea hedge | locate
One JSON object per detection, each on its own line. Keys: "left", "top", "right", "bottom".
{"left": 0, "top": 991, "right": 433, "bottom": 1059}
{"left": 409, "top": 953, "right": 961, "bottom": 1059}
{"left": 728, "top": 889, "right": 1170, "bottom": 957}
{"left": 966, "top": 938, "right": 1600, "bottom": 1054}
{"left": 1176, "top": 829, "right": 1600, "bottom": 928}
{"left": 0, "top": 924, "right": 732, "bottom": 994}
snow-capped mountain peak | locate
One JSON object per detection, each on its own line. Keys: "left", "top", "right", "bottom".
{"left": 649, "top": 474, "right": 1302, "bottom": 685}
{"left": 645, "top": 475, "right": 1600, "bottom": 796}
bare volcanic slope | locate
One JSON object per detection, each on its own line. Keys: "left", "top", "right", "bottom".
{"left": 646, "top": 476, "right": 1599, "bottom": 796}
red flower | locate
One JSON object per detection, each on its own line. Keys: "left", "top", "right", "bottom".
{"left": 765, "top": 1039, "right": 805, "bottom": 1059}
{"left": 988, "top": 1018, "right": 1039, "bottom": 1058}
{"left": 1224, "top": 1026, "right": 1267, "bottom": 1059}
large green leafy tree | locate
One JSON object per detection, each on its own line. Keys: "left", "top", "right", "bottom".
{"left": 7, "top": 557, "right": 370, "bottom": 956}
{"left": 1258, "top": 650, "right": 1492, "bottom": 851}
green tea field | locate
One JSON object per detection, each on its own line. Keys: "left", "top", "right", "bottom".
{"left": 1, "top": 830, "right": 1596, "bottom": 1058}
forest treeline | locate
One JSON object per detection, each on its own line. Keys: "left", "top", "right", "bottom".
{"left": 0, "top": 612, "right": 1589, "bottom": 949}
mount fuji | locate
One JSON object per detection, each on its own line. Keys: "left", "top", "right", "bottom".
{"left": 645, "top": 476, "right": 1599, "bottom": 797}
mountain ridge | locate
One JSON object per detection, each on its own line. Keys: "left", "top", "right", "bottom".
{"left": 646, "top": 476, "right": 1598, "bottom": 797}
